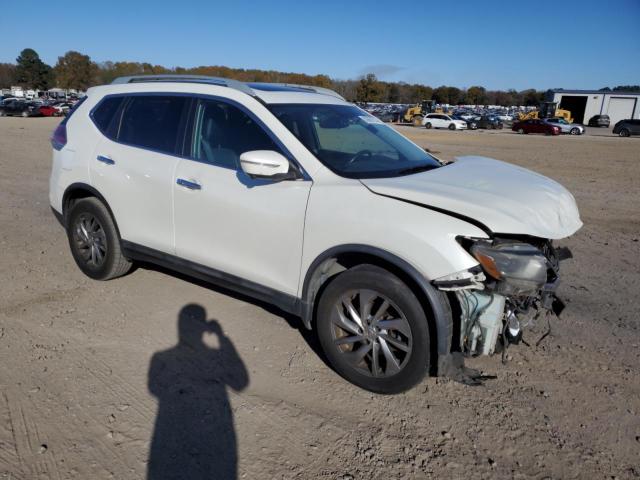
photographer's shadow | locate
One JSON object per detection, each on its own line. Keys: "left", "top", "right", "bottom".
{"left": 147, "top": 304, "right": 249, "bottom": 480}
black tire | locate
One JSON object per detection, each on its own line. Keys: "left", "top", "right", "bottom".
{"left": 448, "top": 123, "right": 456, "bottom": 130}
{"left": 570, "top": 127, "right": 580, "bottom": 135}
{"left": 619, "top": 128, "right": 630, "bottom": 137}
{"left": 0, "top": 110, "right": 5, "bottom": 117}
{"left": 518, "top": 128, "right": 526, "bottom": 134}
{"left": 469, "top": 122, "right": 477, "bottom": 130}
{"left": 316, "top": 264, "right": 430, "bottom": 394}
{"left": 424, "top": 122, "right": 432, "bottom": 129}
{"left": 21, "top": 111, "right": 28, "bottom": 118}
{"left": 66, "top": 197, "right": 131, "bottom": 280}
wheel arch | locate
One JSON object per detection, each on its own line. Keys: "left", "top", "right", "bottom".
{"left": 62, "top": 183, "right": 121, "bottom": 237}
{"left": 300, "top": 244, "right": 453, "bottom": 374}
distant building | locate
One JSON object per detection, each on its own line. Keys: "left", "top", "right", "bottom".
{"left": 548, "top": 89, "right": 640, "bottom": 125}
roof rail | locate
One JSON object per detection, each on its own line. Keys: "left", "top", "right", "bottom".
{"left": 271, "top": 83, "right": 345, "bottom": 100}
{"left": 110, "top": 74, "right": 255, "bottom": 97}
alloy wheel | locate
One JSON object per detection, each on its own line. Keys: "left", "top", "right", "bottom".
{"left": 72, "top": 213, "right": 107, "bottom": 267}
{"left": 329, "top": 289, "right": 412, "bottom": 378}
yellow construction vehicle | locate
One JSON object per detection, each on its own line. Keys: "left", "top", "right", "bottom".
{"left": 402, "top": 100, "right": 436, "bottom": 126}
{"left": 517, "top": 102, "right": 573, "bottom": 123}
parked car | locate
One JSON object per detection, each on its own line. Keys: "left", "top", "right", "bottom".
{"left": 451, "top": 113, "right": 477, "bottom": 130}
{"left": 544, "top": 118, "right": 584, "bottom": 135}
{"left": 588, "top": 114, "right": 610, "bottom": 128}
{"left": 0, "top": 99, "right": 41, "bottom": 117}
{"left": 39, "top": 104, "right": 61, "bottom": 117}
{"left": 476, "top": 115, "right": 504, "bottom": 130}
{"left": 50, "top": 75, "right": 582, "bottom": 394}
{"left": 612, "top": 119, "right": 640, "bottom": 137}
{"left": 422, "top": 113, "right": 467, "bottom": 130}
{"left": 511, "top": 119, "right": 560, "bottom": 135}
{"left": 51, "top": 101, "right": 76, "bottom": 116}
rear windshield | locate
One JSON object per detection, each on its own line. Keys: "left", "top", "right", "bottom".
{"left": 268, "top": 103, "right": 441, "bottom": 179}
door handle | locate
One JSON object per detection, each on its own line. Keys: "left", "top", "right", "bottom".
{"left": 97, "top": 155, "right": 115, "bottom": 165}
{"left": 176, "top": 178, "right": 201, "bottom": 190}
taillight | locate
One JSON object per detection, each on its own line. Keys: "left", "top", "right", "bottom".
{"left": 51, "top": 123, "right": 67, "bottom": 150}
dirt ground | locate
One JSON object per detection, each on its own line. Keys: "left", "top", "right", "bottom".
{"left": 1, "top": 117, "right": 639, "bottom": 479}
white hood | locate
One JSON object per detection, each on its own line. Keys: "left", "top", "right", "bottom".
{"left": 362, "top": 156, "right": 583, "bottom": 239}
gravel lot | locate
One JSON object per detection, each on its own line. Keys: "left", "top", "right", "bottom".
{"left": 1, "top": 117, "right": 639, "bottom": 479}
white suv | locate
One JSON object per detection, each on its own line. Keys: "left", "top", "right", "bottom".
{"left": 49, "top": 75, "right": 582, "bottom": 393}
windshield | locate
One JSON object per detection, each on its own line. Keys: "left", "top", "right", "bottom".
{"left": 268, "top": 104, "right": 441, "bottom": 178}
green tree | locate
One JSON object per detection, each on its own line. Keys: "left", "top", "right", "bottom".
{"left": 15, "top": 48, "right": 53, "bottom": 89}
{"left": 411, "top": 85, "right": 433, "bottom": 103}
{"left": 522, "top": 89, "right": 543, "bottom": 106}
{"left": 465, "top": 86, "right": 487, "bottom": 105}
{"left": 432, "top": 85, "right": 449, "bottom": 103}
{"left": 54, "top": 51, "right": 98, "bottom": 90}
{"left": 0, "top": 63, "right": 16, "bottom": 87}
{"left": 355, "top": 73, "right": 383, "bottom": 103}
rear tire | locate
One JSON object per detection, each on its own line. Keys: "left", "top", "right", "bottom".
{"left": 316, "top": 264, "right": 430, "bottom": 394}
{"left": 66, "top": 197, "right": 132, "bottom": 280}
{"left": 424, "top": 122, "right": 432, "bottom": 129}
{"left": 518, "top": 128, "right": 525, "bottom": 134}
{"left": 21, "top": 111, "right": 28, "bottom": 118}
{"left": 619, "top": 128, "right": 630, "bottom": 137}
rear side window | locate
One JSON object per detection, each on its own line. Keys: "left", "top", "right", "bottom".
{"left": 119, "top": 96, "right": 187, "bottom": 155}
{"left": 92, "top": 96, "right": 124, "bottom": 138}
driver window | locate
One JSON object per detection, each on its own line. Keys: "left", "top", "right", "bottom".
{"left": 191, "top": 99, "right": 280, "bottom": 169}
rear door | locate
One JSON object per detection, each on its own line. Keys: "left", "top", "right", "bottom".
{"left": 173, "top": 97, "right": 311, "bottom": 296}
{"left": 90, "top": 94, "right": 189, "bottom": 253}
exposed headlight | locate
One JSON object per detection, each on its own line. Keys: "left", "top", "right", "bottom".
{"left": 469, "top": 241, "right": 548, "bottom": 294}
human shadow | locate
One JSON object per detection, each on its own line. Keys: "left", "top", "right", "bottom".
{"left": 147, "top": 304, "right": 249, "bottom": 480}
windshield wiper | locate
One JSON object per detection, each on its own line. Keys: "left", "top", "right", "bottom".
{"left": 396, "top": 165, "right": 438, "bottom": 176}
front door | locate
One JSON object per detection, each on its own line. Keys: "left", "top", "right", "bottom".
{"left": 173, "top": 97, "right": 311, "bottom": 296}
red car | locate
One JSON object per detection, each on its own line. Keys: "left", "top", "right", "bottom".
{"left": 512, "top": 119, "right": 560, "bottom": 135}
{"left": 39, "top": 105, "right": 60, "bottom": 117}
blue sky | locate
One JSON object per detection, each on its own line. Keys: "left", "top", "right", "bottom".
{"left": 1, "top": 0, "right": 638, "bottom": 90}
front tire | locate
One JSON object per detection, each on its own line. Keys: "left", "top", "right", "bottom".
{"left": 448, "top": 123, "right": 456, "bottom": 130}
{"left": 518, "top": 128, "right": 526, "bottom": 134}
{"left": 570, "top": 127, "right": 580, "bottom": 135}
{"left": 316, "top": 265, "right": 430, "bottom": 394}
{"left": 66, "top": 197, "right": 132, "bottom": 280}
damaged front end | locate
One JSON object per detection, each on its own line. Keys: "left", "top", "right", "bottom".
{"left": 434, "top": 236, "right": 572, "bottom": 358}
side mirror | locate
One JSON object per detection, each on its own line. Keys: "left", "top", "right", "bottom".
{"left": 239, "top": 150, "right": 295, "bottom": 180}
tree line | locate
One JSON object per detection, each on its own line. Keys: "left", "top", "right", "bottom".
{"left": 1, "top": 48, "right": 638, "bottom": 106}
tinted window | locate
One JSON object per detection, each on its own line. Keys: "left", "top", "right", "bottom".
{"left": 191, "top": 99, "right": 279, "bottom": 169}
{"left": 119, "top": 96, "right": 187, "bottom": 154}
{"left": 92, "top": 97, "right": 124, "bottom": 137}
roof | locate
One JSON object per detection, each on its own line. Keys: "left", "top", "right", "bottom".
{"left": 110, "top": 75, "right": 346, "bottom": 103}
{"left": 551, "top": 89, "right": 640, "bottom": 96}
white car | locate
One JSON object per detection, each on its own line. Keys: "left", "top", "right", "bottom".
{"left": 422, "top": 113, "right": 468, "bottom": 130}
{"left": 49, "top": 75, "right": 582, "bottom": 393}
